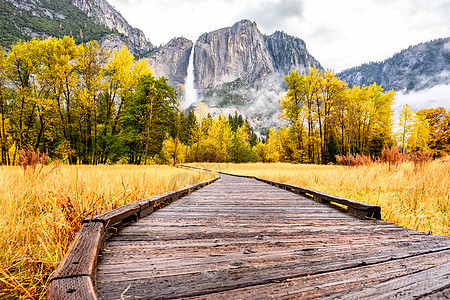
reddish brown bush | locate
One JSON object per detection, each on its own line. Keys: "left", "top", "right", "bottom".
{"left": 18, "top": 148, "right": 49, "bottom": 172}
{"left": 335, "top": 153, "right": 372, "bottom": 166}
{"left": 381, "top": 145, "right": 403, "bottom": 167}
{"left": 409, "top": 150, "right": 433, "bottom": 168}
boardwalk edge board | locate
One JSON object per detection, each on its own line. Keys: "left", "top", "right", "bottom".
{"left": 178, "top": 165, "right": 381, "bottom": 220}
{"left": 46, "top": 175, "right": 219, "bottom": 299}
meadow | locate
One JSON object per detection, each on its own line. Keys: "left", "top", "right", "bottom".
{"left": 0, "top": 164, "right": 214, "bottom": 299}
{"left": 1, "top": 160, "right": 449, "bottom": 299}
{"left": 189, "top": 160, "right": 450, "bottom": 236}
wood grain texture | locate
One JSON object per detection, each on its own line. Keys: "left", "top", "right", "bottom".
{"left": 51, "top": 222, "right": 104, "bottom": 281}
{"left": 47, "top": 276, "right": 97, "bottom": 300}
{"left": 95, "top": 174, "right": 450, "bottom": 299}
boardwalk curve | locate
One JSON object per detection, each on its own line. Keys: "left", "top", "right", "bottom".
{"left": 94, "top": 173, "right": 450, "bottom": 299}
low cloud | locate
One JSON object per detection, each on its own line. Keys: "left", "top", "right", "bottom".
{"left": 394, "top": 84, "right": 450, "bottom": 113}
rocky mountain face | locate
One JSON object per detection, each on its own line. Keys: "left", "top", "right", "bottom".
{"left": 146, "top": 38, "right": 193, "bottom": 92}
{"left": 265, "top": 30, "right": 320, "bottom": 79}
{"left": 0, "top": 0, "right": 112, "bottom": 46}
{"left": 71, "top": 0, "right": 152, "bottom": 54}
{"left": 194, "top": 20, "right": 321, "bottom": 95}
{"left": 338, "top": 37, "right": 450, "bottom": 92}
{"left": 194, "top": 20, "right": 277, "bottom": 94}
{"left": 192, "top": 20, "right": 322, "bottom": 131}
{"left": 0, "top": 0, "right": 151, "bottom": 54}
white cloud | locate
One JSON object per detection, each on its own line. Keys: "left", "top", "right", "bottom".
{"left": 394, "top": 84, "right": 450, "bottom": 113}
{"left": 108, "top": 0, "right": 450, "bottom": 71}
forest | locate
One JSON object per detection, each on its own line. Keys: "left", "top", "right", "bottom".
{"left": 0, "top": 36, "right": 448, "bottom": 166}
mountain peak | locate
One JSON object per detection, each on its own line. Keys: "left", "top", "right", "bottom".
{"left": 233, "top": 19, "right": 257, "bottom": 27}
{"left": 71, "top": 0, "right": 153, "bottom": 53}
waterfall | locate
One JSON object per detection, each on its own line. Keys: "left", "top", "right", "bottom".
{"left": 183, "top": 48, "right": 198, "bottom": 109}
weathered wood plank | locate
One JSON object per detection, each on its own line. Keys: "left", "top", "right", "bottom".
{"left": 96, "top": 248, "right": 450, "bottom": 300}
{"left": 86, "top": 202, "right": 141, "bottom": 228}
{"left": 51, "top": 222, "right": 104, "bottom": 281}
{"left": 47, "top": 276, "right": 97, "bottom": 300}
{"left": 325, "top": 261, "right": 450, "bottom": 299}
{"left": 189, "top": 249, "right": 450, "bottom": 300}
{"left": 96, "top": 242, "right": 450, "bottom": 283}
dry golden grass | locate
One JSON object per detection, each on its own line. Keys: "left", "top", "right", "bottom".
{"left": 189, "top": 161, "right": 450, "bottom": 236}
{"left": 0, "top": 164, "right": 214, "bottom": 299}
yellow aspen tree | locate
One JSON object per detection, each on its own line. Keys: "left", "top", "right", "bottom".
{"left": 105, "top": 46, "right": 152, "bottom": 136}
{"left": 77, "top": 41, "right": 106, "bottom": 163}
{"left": 5, "top": 39, "right": 41, "bottom": 163}
{"left": 266, "top": 127, "right": 281, "bottom": 162}
{"left": 408, "top": 111, "right": 430, "bottom": 152}
{"left": 398, "top": 104, "right": 414, "bottom": 153}
{"left": 0, "top": 49, "right": 11, "bottom": 164}
{"left": 419, "top": 107, "right": 450, "bottom": 157}
{"left": 320, "top": 70, "right": 347, "bottom": 162}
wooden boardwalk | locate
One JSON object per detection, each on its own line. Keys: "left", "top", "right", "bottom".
{"left": 95, "top": 174, "right": 450, "bottom": 299}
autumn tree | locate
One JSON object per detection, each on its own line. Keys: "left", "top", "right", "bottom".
{"left": 0, "top": 48, "right": 11, "bottom": 164}
{"left": 397, "top": 104, "right": 431, "bottom": 153}
{"left": 5, "top": 39, "right": 41, "bottom": 163}
{"left": 99, "top": 46, "right": 151, "bottom": 162}
{"left": 230, "top": 122, "right": 255, "bottom": 163}
{"left": 398, "top": 104, "right": 414, "bottom": 153}
{"left": 418, "top": 107, "right": 450, "bottom": 157}
{"left": 35, "top": 36, "right": 82, "bottom": 162}
{"left": 76, "top": 41, "right": 107, "bottom": 163}
{"left": 319, "top": 70, "right": 347, "bottom": 162}
{"left": 122, "top": 74, "right": 177, "bottom": 164}
{"left": 408, "top": 111, "right": 430, "bottom": 152}
{"left": 265, "top": 128, "right": 281, "bottom": 162}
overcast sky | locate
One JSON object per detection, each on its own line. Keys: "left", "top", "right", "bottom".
{"left": 108, "top": 0, "right": 450, "bottom": 72}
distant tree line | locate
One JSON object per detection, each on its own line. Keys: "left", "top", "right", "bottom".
{"left": 267, "top": 67, "right": 449, "bottom": 163}
{"left": 0, "top": 36, "right": 176, "bottom": 164}
{"left": 0, "top": 37, "right": 448, "bottom": 166}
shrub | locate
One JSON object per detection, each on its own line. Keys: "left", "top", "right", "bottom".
{"left": 18, "top": 148, "right": 49, "bottom": 172}
{"left": 381, "top": 145, "right": 403, "bottom": 168}
{"left": 409, "top": 150, "right": 433, "bottom": 169}
{"left": 335, "top": 153, "right": 372, "bottom": 166}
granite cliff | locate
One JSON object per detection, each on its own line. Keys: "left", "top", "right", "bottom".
{"left": 71, "top": 0, "right": 152, "bottom": 53}
{"left": 194, "top": 20, "right": 277, "bottom": 94}
{"left": 146, "top": 37, "right": 193, "bottom": 92}
{"left": 191, "top": 20, "right": 322, "bottom": 130}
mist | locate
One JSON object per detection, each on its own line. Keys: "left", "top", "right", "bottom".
{"left": 394, "top": 84, "right": 450, "bottom": 113}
